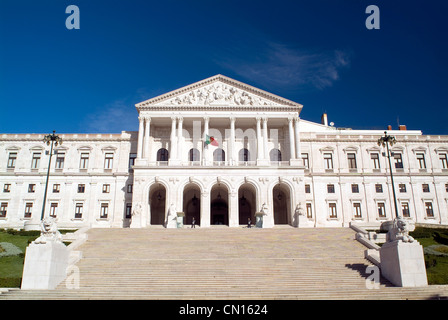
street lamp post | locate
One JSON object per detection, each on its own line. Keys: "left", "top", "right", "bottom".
{"left": 377, "top": 131, "right": 399, "bottom": 219}
{"left": 41, "top": 131, "right": 62, "bottom": 221}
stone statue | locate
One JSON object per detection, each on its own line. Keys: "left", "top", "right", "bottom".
{"left": 260, "top": 203, "right": 268, "bottom": 214}
{"left": 295, "top": 203, "right": 303, "bottom": 216}
{"left": 387, "top": 216, "right": 415, "bottom": 243}
{"left": 132, "top": 202, "right": 142, "bottom": 217}
{"left": 33, "top": 217, "right": 62, "bottom": 244}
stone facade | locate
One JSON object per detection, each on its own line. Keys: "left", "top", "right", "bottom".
{"left": 1, "top": 75, "right": 447, "bottom": 229}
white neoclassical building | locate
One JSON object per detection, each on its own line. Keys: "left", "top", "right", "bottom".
{"left": 1, "top": 74, "right": 448, "bottom": 229}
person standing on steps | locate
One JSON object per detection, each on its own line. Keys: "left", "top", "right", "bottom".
{"left": 247, "top": 218, "right": 251, "bottom": 228}
{"left": 191, "top": 217, "right": 196, "bottom": 228}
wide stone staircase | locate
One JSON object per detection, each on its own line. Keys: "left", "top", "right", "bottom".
{"left": 1, "top": 227, "right": 448, "bottom": 299}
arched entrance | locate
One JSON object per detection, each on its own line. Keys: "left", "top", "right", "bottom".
{"left": 183, "top": 183, "right": 201, "bottom": 226}
{"left": 273, "top": 184, "right": 290, "bottom": 225}
{"left": 238, "top": 183, "right": 256, "bottom": 225}
{"left": 210, "top": 184, "right": 228, "bottom": 225}
{"left": 149, "top": 183, "right": 166, "bottom": 225}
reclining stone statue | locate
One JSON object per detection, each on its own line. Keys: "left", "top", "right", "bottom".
{"left": 386, "top": 216, "right": 415, "bottom": 243}
{"left": 33, "top": 217, "right": 63, "bottom": 244}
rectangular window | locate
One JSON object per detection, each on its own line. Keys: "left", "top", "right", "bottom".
{"left": 80, "top": 153, "right": 89, "bottom": 169}
{"left": 416, "top": 153, "right": 426, "bottom": 169}
{"left": 55, "top": 152, "right": 65, "bottom": 169}
{"left": 125, "top": 204, "right": 132, "bottom": 219}
{"left": 129, "top": 153, "right": 137, "bottom": 169}
{"left": 327, "top": 184, "right": 335, "bottom": 193}
{"left": 78, "top": 184, "right": 85, "bottom": 193}
{"left": 306, "top": 203, "right": 312, "bottom": 218}
{"left": 104, "top": 153, "right": 114, "bottom": 169}
{"left": 422, "top": 184, "right": 430, "bottom": 193}
{"left": 100, "top": 203, "right": 108, "bottom": 219}
{"left": 7, "top": 152, "right": 17, "bottom": 169}
{"left": 305, "top": 184, "right": 311, "bottom": 194}
{"left": 371, "top": 153, "right": 380, "bottom": 169}
{"left": 24, "top": 202, "right": 33, "bottom": 218}
{"left": 28, "top": 184, "right": 36, "bottom": 193}
{"left": 347, "top": 153, "right": 357, "bottom": 169}
{"left": 53, "top": 184, "right": 60, "bottom": 193}
{"left": 425, "top": 202, "right": 434, "bottom": 218}
{"left": 0, "top": 202, "right": 7, "bottom": 218}
{"left": 329, "top": 203, "right": 337, "bottom": 218}
{"left": 377, "top": 202, "right": 386, "bottom": 218}
{"left": 440, "top": 153, "right": 448, "bottom": 169}
{"left": 375, "top": 184, "right": 383, "bottom": 193}
{"left": 351, "top": 184, "right": 359, "bottom": 193}
{"left": 301, "top": 153, "right": 309, "bottom": 169}
{"left": 127, "top": 184, "right": 133, "bottom": 193}
{"left": 49, "top": 203, "right": 58, "bottom": 218}
{"left": 394, "top": 153, "right": 403, "bottom": 169}
{"left": 353, "top": 203, "right": 362, "bottom": 218}
{"left": 3, "top": 184, "right": 11, "bottom": 193}
{"left": 323, "top": 153, "right": 333, "bottom": 170}
{"left": 102, "top": 184, "right": 110, "bottom": 193}
{"left": 399, "top": 183, "right": 407, "bottom": 193}
{"left": 446, "top": 183, "right": 448, "bottom": 192}
{"left": 31, "top": 152, "right": 41, "bottom": 169}
{"left": 401, "top": 202, "right": 410, "bottom": 218}
{"left": 75, "top": 203, "right": 83, "bottom": 219}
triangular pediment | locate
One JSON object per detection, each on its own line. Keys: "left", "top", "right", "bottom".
{"left": 136, "top": 74, "right": 302, "bottom": 110}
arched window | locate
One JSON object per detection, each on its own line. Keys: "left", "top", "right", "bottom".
{"left": 239, "top": 148, "right": 250, "bottom": 162}
{"left": 270, "top": 149, "right": 282, "bottom": 162}
{"left": 157, "top": 148, "right": 169, "bottom": 162}
{"left": 189, "top": 148, "right": 200, "bottom": 162}
{"left": 213, "top": 148, "right": 225, "bottom": 162}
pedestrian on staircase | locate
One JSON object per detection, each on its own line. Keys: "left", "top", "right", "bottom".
{"left": 191, "top": 217, "right": 196, "bottom": 228}
{"left": 247, "top": 218, "right": 251, "bottom": 228}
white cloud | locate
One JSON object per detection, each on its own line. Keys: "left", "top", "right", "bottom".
{"left": 82, "top": 100, "right": 138, "bottom": 133}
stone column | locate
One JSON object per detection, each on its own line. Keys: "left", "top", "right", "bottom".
{"left": 137, "top": 116, "right": 144, "bottom": 159}
{"left": 177, "top": 116, "right": 184, "bottom": 162}
{"left": 169, "top": 116, "right": 177, "bottom": 163}
{"left": 294, "top": 117, "right": 301, "bottom": 159}
{"left": 262, "top": 117, "right": 268, "bottom": 160}
{"left": 201, "top": 191, "right": 210, "bottom": 227}
{"left": 143, "top": 116, "right": 151, "bottom": 160}
{"left": 229, "top": 117, "right": 236, "bottom": 165}
{"left": 288, "top": 117, "right": 296, "bottom": 160}
{"left": 228, "top": 190, "right": 239, "bottom": 227}
{"left": 203, "top": 116, "right": 209, "bottom": 165}
{"left": 256, "top": 117, "right": 263, "bottom": 161}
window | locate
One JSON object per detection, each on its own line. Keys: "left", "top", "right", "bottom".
{"left": 353, "top": 203, "right": 362, "bottom": 218}
{"left": 375, "top": 184, "right": 383, "bottom": 193}
{"left": 55, "top": 152, "right": 65, "bottom": 169}
{"left": 213, "top": 148, "right": 225, "bottom": 162}
{"left": 422, "top": 184, "right": 430, "bottom": 193}
{"left": 446, "top": 183, "right": 448, "bottom": 192}
{"left": 440, "top": 153, "right": 448, "bottom": 169}
{"left": 327, "top": 184, "right": 335, "bottom": 193}
{"left": 100, "top": 203, "right": 108, "bottom": 219}
{"left": 53, "top": 184, "right": 60, "bottom": 193}
{"left": 78, "top": 184, "right": 85, "bottom": 193}
{"left": 28, "top": 184, "right": 36, "bottom": 193}
{"left": 425, "top": 202, "right": 434, "bottom": 218}
{"left": 189, "top": 148, "right": 201, "bottom": 162}
{"left": 399, "top": 184, "right": 407, "bottom": 193}
{"left": 329, "top": 203, "right": 337, "bottom": 218}
{"left": 104, "top": 153, "right": 114, "bottom": 169}
{"left": 49, "top": 203, "right": 58, "bottom": 218}
{"left": 0, "top": 202, "right": 7, "bottom": 218}
{"left": 74, "top": 203, "right": 83, "bottom": 219}
{"left": 371, "top": 153, "right": 380, "bottom": 169}
{"left": 125, "top": 204, "right": 132, "bottom": 219}
{"left": 347, "top": 153, "right": 357, "bottom": 169}
{"left": 31, "top": 152, "right": 41, "bottom": 169}
{"left": 301, "top": 153, "right": 309, "bottom": 169}
{"left": 416, "top": 153, "right": 426, "bottom": 169}
{"left": 269, "top": 149, "right": 281, "bottom": 162}
{"left": 102, "top": 184, "right": 110, "bottom": 193}
{"left": 401, "top": 202, "right": 410, "bottom": 218}
{"left": 129, "top": 153, "right": 137, "bottom": 169}
{"left": 80, "top": 153, "right": 89, "bottom": 169}
{"left": 377, "top": 202, "right": 386, "bottom": 218}
{"left": 394, "top": 153, "right": 403, "bottom": 169}
{"left": 305, "top": 184, "right": 311, "bottom": 193}
{"left": 323, "top": 153, "right": 333, "bottom": 170}
{"left": 3, "top": 184, "right": 11, "bottom": 193}
{"left": 7, "top": 152, "right": 17, "bottom": 169}
{"left": 306, "top": 203, "right": 313, "bottom": 218}
{"left": 156, "top": 148, "right": 169, "bottom": 162}
{"left": 127, "top": 184, "right": 133, "bottom": 193}
{"left": 351, "top": 184, "right": 359, "bottom": 193}
{"left": 24, "top": 203, "right": 33, "bottom": 218}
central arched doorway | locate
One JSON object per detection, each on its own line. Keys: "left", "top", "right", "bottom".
{"left": 149, "top": 183, "right": 166, "bottom": 225}
{"left": 183, "top": 183, "right": 201, "bottom": 226}
{"left": 273, "top": 184, "right": 290, "bottom": 225}
{"left": 238, "top": 183, "right": 256, "bottom": 225}
{"left": 210, "top": 184, "right": 229, "bottom": 225}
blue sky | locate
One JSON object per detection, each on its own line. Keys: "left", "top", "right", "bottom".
{"left": 0, "top": 0, "right": 447, "bottom": 134}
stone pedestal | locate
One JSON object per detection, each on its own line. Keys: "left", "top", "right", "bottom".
{"left": 21, "top": 241, "right": 69, "bottom": 290}
{"left": 255, "top": 212, "right": 264, "bottom": 228}
{"left": 297, "top": 214, "right": 311, "bottom": 228}
{"left": 176, "top": 212, "right": 185, "bottom": 228}
{"left": 379, "top": 240, "right": 428, "bottom": 287}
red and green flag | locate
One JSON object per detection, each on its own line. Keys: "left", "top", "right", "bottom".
{"left": 205, "top": 135, "right": 219, "bottom": 147}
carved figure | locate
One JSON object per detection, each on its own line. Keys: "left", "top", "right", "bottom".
{"left": 387, "top": 216, "right": 415, "bottom": 243}
{"left": 34, "top": 217, "right": 62, "bottom": 244}
{"left": 260, "top": 203, "right": 268, "bottom": 214}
